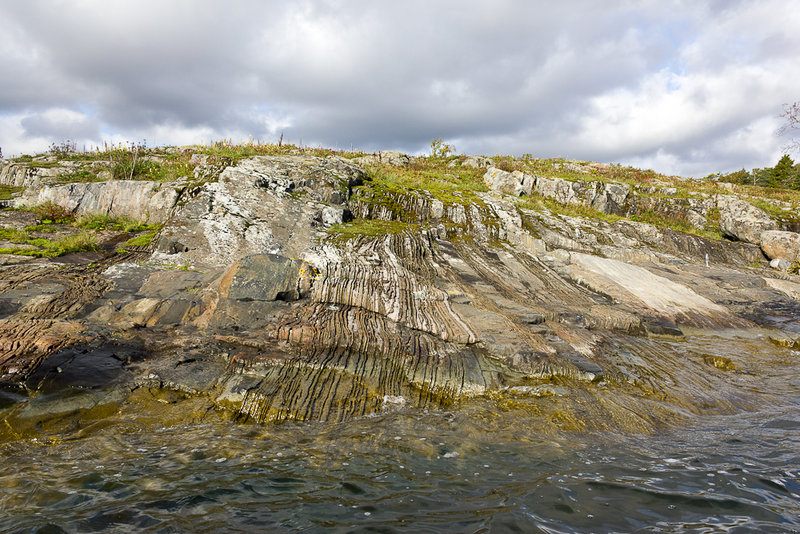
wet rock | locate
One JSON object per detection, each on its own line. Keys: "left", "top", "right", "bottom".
{"left": 764, "top": 277, "right": 800, "bottom": 300}
{"left": 560, "top": 252, "right": 747, "bottom": 328}
{"left": 4, "top": 150, "right": 800, "bottom": 428}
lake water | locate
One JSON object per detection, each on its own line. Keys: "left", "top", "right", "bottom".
{"left": 1, "top": 330, "right": 799, "bottom": 533}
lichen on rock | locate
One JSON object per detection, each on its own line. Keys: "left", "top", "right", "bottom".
{"left": 2, "top": 147, "right": 800, "bottom": 431}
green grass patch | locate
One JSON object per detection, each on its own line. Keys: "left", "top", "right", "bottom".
{"left": 23, "top": 223, "right": 59, "bottom": 232}
{"left": 194, "top": 141, "right": 297, "bottom": 161}
{"left": 75, "top": 213, "right": 159, "bottom": 233}
{"left": 54, "top": 169, "right": 104, "bottom": 184}
{"left": 364, "top": 161, "right": 488, "bottom": 205}
{"left": 121, "top": 230, "right": 158, "bottom": 248}
{"left": 746, "top": 197, "right": 799, "bottom": 222}
{"left": 518, "top": 193, "right": 723, "bottom": 240}
{"left": 16, "top": 144, "right": 199, "bottom": 183}
{"left": 192, "top": 140, "right": 367, "bottom": 163}
{"left": 0, "top": 231, "right": 98, "bottom": 257}
{"left": 0, "top": 185, "right": 24, "bottom": 201}
{"left": 0, "top": 228, "right": 32, "bottom": 242}
{"left": 629, "top": 210, "right": 696, "bottom": 234}
{"left": 518, "top": 194, "right": 624, "bottom": 224}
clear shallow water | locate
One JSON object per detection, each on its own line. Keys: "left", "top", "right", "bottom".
{"left": 1, "top": 403, "right": 798, "bottom": 533}
{"left": 1, "top": 331, "right": 799, "bottom": 533}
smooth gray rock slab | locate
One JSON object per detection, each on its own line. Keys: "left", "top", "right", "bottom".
{"left": 225, "top": 254, "right": 304, "bottom": 301}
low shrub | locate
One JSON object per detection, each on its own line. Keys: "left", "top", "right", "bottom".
{"left": 34, "top": 202, "right": 74, "bottom": 224}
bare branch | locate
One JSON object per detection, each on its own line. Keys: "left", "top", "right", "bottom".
{"left": 779, "top": 102, "right": 800, "bottom": 153}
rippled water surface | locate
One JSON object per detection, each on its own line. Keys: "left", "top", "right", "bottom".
{"left": 1, "top": 333, "right": 799, "bottom": 533}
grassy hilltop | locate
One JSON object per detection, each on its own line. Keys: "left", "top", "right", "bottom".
{"left": 1, "top": 139, "right": 799, "bottom": 266}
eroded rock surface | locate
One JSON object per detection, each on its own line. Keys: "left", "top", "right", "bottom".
{"left": 717, "top": 195, "right": 778, "bottom": 244}
{"left": 2, "top": 152, "right": 800, "bottom": 432}
{"left": 760, "top": 230, "right": 800, "bottom": 262}
{"left": 15, "top": 180, "right": 180, "bottom": 223}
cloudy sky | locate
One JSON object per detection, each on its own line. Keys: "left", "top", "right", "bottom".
{"left": 2, "top": 0, "right": 799, "bottom": 176}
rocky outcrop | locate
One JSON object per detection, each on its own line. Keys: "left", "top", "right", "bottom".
{"left": 14, "top": 180, "right": 180, "bottom": 223}
{"left": 2, "top": 150, "right": 800, "bottom": 432}
{"left": 1, "top": 160, "right": 63, "bottom": 190}
{"left": 717, "top": 195, "right": 778, "bottom": 244}
{"left": 153, "top": 155, "right": 365, "bottom": 268}
{"left": 353, "top": 150, "right": 410, "bottom": 167}
{"left": 458, "top": 155, "right": 493, "bottom": 169}
{"left": 481, "top": 169, "right": 793, "bottom": 245}
{"left": 760, "top": 230, "right": 800, "bottom": 263}
{"left": 484, "top": 167, "right": 535, "bottom": 196}
{"left": 483, "top": 166, "right": 629, "bottom": 216}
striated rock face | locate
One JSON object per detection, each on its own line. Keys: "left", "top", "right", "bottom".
{"left": 2, "top": 151, "right": 800, "bottom": 431}
{"left": 14, "top": 180, "right": 180, "bottom": 223}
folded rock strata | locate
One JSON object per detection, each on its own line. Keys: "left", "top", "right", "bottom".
{"left": 1, "top": 152, "right": 799, "bottom": 430}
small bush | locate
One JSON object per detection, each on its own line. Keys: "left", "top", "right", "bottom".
{"left": 34, "top": 202, "right": 74, "bottom": 224}
{"left": 0, "top": 231, "right": 98, "bottom": 257}
{"left": 49, "top": 232, "right": 99, "bottom": 255}
{"left": 430, "top": 138, "right": 456, "bottom": 159}
{"left": 112, "top": 157, "right": 162, "bottom": 180}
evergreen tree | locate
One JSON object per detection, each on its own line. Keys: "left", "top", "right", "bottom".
{"left": 772, "top": 154, "right": 795, "bottom": 188}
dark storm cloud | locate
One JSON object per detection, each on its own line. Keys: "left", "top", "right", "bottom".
{"left": 1, "top": 0, "right": 799, "bottom": 175}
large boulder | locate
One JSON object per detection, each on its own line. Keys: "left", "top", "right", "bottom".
{"left": 484, "top": 166, "right": 535, "bottom": 196}
{"left": 459, "top": 155, "right": 493, "bottom": 169}
{"left": 760, "top": 230, "right": 800, "bottom": 263}
{"left": 717, "top": 195, "right": 778, "bottom": 244}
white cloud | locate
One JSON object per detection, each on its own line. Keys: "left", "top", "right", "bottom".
{"left": 1, "top": 1, "right": 799, "bottom": 176}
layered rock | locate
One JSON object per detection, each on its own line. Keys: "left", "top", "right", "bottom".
{"left": 14, "top": 180, "right": 180, "bottom": 223}
{"left": 2, "top": 151, "right": 800, "bottom": 431}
